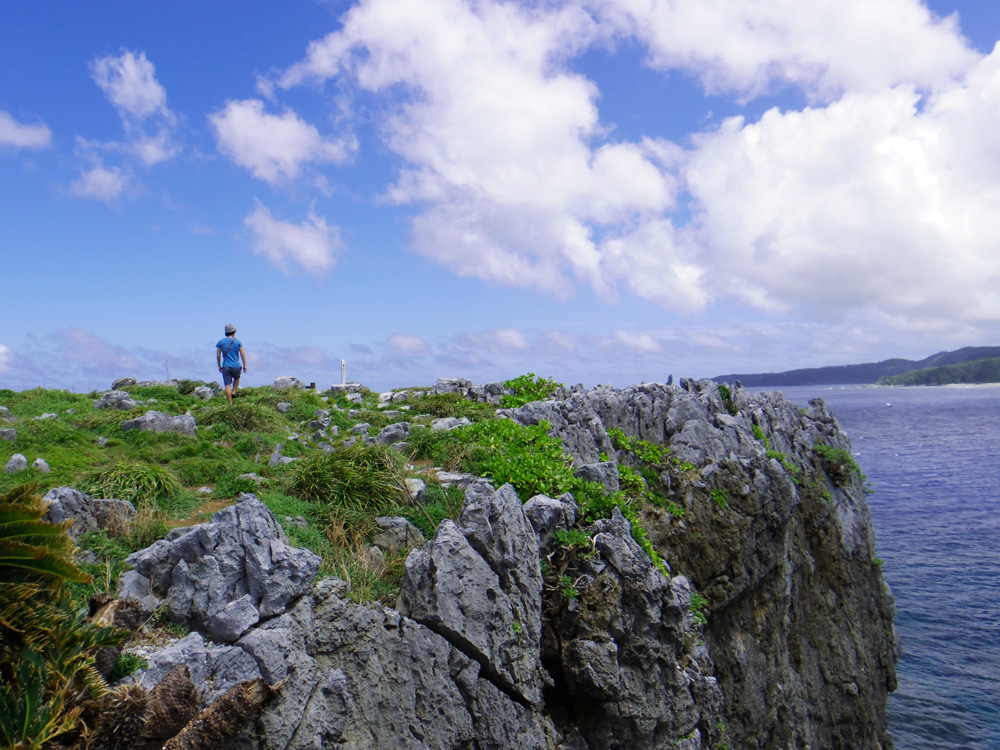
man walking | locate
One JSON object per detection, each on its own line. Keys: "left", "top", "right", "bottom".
{"left": 216, "top": 323, "right": 247, "bottom": 405}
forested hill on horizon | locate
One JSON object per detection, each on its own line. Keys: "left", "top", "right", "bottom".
{"left": 712, "top": 346, "right": 1000, "bottom": 387}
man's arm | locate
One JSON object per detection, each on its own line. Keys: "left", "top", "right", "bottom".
{"left": 216, "top": 347, "right": 223, "bottom": 371}
{"left": 240, "top": 346, "right": 247, "bottom": 372}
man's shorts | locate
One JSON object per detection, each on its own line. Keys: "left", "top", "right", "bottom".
{"left": 221, "top": 366, "right": 242, "bottom": 386}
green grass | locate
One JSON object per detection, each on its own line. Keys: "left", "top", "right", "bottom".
{"left": 80, "top": 461, "right": 182, "bottom": 509}
{"left": 288, "top": 444, "right": 407, "bottom": 508}
{"left": 195, "top": 401, "right": 280, "bottom": 432}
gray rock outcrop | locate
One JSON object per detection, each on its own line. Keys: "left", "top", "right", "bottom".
{"left": 41, "top": 487, "right": 135, "bottom": 539}
{"left": 502, "top": 379, "right": 898, "bottom": 750}
{"left": 118, "top": 494, "right": 320, "bottom": 642}
{"left": 375, "top": 421, "right": 410, "bottom": 445}
{"left": 372, "top": 516, "right": 425, "bottom": 555}
{"left": 117, "top": 378, "right": 895, "bottom": 750}
{"left": 94, "top": 390, "right": 138, "bottom": 410}
{"left": 0, "top": 428, "right": 16, "bottom": 442}
{"left": 120, "top": 410, "right": 196, "bottom": 436}
{"left": 5, "top": 454, "right": 27, "bottom": 473}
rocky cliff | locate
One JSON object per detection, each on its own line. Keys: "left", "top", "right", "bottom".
{"left": 115, "top": 378, "right": 897, "bottom": 749}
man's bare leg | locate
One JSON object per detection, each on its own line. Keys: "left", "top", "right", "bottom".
{"left": 225, "top": 383, "right": 234, "bottom": 405}
{"left": 231, "top": 377, "right": 240, "bottom": 400}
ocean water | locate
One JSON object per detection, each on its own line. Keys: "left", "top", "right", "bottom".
{"left": 776, "top": 384, "right": 1000, "bottom": 750}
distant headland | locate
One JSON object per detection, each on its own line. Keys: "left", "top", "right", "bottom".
{"left": 712, "top": 345, "right": 1000, "bottom": 387}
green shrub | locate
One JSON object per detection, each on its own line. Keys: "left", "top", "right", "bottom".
{"left": 464, "top": 419, "right": 576, "bottom": 498}
{"left": 711, "top": 488, "right": 728, "bottom": 510}
{"left": 717, "top": 384, "right": 738, "bottom": 416}
{"left": 553, "top": 528, "right": 594, "bottom": 555}
{"left": 196, "top": 402, "right": 279, "bottom": 433}
{"left": 752, "top": 422, "right": 769, "bottom": 448}
{"left": 812, "top": 443, "right": 866, "bottom": 485}
{"left": 81, "top": 461, "right": 181, "bottom": 508}
{"left": 608, "top": 429, "right": 670, "bottom": 465}
{"left": 214, "top": 472, "right": 265, "bottom": 498}
{"left": 288, "top": 444, "right": 406, "bottom": 509}
{"left": 500, "top": 373, "right": 562, "bottom": 408}
{"left": 618, "top": 465, "right": 648, "bottom": 498}
{"left": 177, "top": 380, "right": 201, "bottom": 396}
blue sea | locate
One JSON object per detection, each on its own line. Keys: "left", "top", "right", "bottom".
{"left": 776, "top": 385, "right": 1000, "bottom": 750}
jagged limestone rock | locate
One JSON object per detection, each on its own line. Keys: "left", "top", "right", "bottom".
{"left": 120, "top": 410, "right": 196, "bottom": 436}
{"left": 95, "top": 389, "right": 138, "bottom": 410}
{"left": 119, "top": 494, "right": 320, "bottom": 641}
{"left": 42, "top": 486, "right": 135, "bottom": 539}
{"left": 121, "top": 378, "right": 895, "bottom": 750}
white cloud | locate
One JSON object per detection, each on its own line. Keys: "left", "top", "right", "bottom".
{"left": 0, "top": 111, "right": 52, "bottom": 149}
{"left": 244, "top": 202, "right": 344, "bottom": 273}
{"left": 588, "top": 0, "right": 976, "bottom": 101}
{"left": 272, "top": 0, "right": 1000, "bottom": 333}
{"left": 81, "top": 50, "right": 179, "bottom": 179}
{"left": 210, "top": 99, "right": 355, "bottom": 183}
{"left": 70, "top": 163, "right": 129, "bottom": 202}
{"left": 685, "top": 46, "right": 1000, "bottom": 325}
{"left": 459, "top": 328, "right": 531, "bottom": 354}
{"left": 90, "top": 50, "right": 168, "bottom": 120}
{"left": 614, "top": 329, "right": 662, "bottom": 353}
{"left": 0, "top": 344, "right": 12, "bottom": 372}
{"left": 277, "top": 0, "right": 684, "bottom": 302}
{"left": 388, "top": 334, "right": 429, "bottom": 354}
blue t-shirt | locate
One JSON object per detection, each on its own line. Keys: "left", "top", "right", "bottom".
{"left": 216, "top": 337, "right": 243, "bottom": 368}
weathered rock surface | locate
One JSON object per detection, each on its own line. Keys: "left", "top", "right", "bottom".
{"left": 119, "top": 494, "right": 320, "bottom": 642}
{"left": 95, "top": 389, "right": 138, "bottom": 410}
{"left": 372, "top": 516, "right": 425, "bottom": 555}
{"left": 0, "top": 428, "right": 16, "bottom": 442}
{"left": 504, "top": 379, "right": 898, "bottom": 750}
{"left": 42, "top": 487, "right": 136, "bottom": 540}
{"left": 120, "top": 410, "right": 196, "bottom": 436}
{"left": 376, "top": 421, "right": 410, "bottom": 445}
{"left": 5, "top": 453, "right": 27, "bottom": 473}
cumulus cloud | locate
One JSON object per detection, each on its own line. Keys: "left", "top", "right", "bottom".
{"left": 210, "top": 99, "right": 355, "bottom": 183}
{"left": 276, "top": 0, "right": 683, "bottom": 302}
{"left": 88, "top": 50, "right": 179, "bottom": 166}
{"left": 685, "top": 49, "right": 1000, "bottom": 324}
{"left": 90, "top": 50, "right": 169, "bottom": 120}
{"left": 459, "top": 328, "right": 531, "bottom": 354}
{"left": 614, "top": 329, "right": 662, "bottom": 353}
{"left": 588, "top": 0, "right": 976, "bottom": 101}
{"left": 70, "top": 163, "right": 129, "bottom": 202}
{"left": 268, "top": 0, "right": 1000, "bottom": 335}
{"left": 244, "top": 201, "right": 345, "bottom": 273}
{"left": 0, "top": 111, "right": 52, "bottom": 149}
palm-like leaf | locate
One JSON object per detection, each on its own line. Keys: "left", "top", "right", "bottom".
{"left": 0, "top": 485, "right": 90, "bottom": 589}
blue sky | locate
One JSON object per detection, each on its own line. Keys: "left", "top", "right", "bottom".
{"left": 3, "top": 0, "right": 1000, "bottom": 392}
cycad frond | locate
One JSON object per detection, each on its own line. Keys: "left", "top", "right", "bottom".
{"left": 0, "top": 486, "right": 90, "bottom": 588}
{"left": 0, "top": 540, "right": 91, "bottom": 584}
